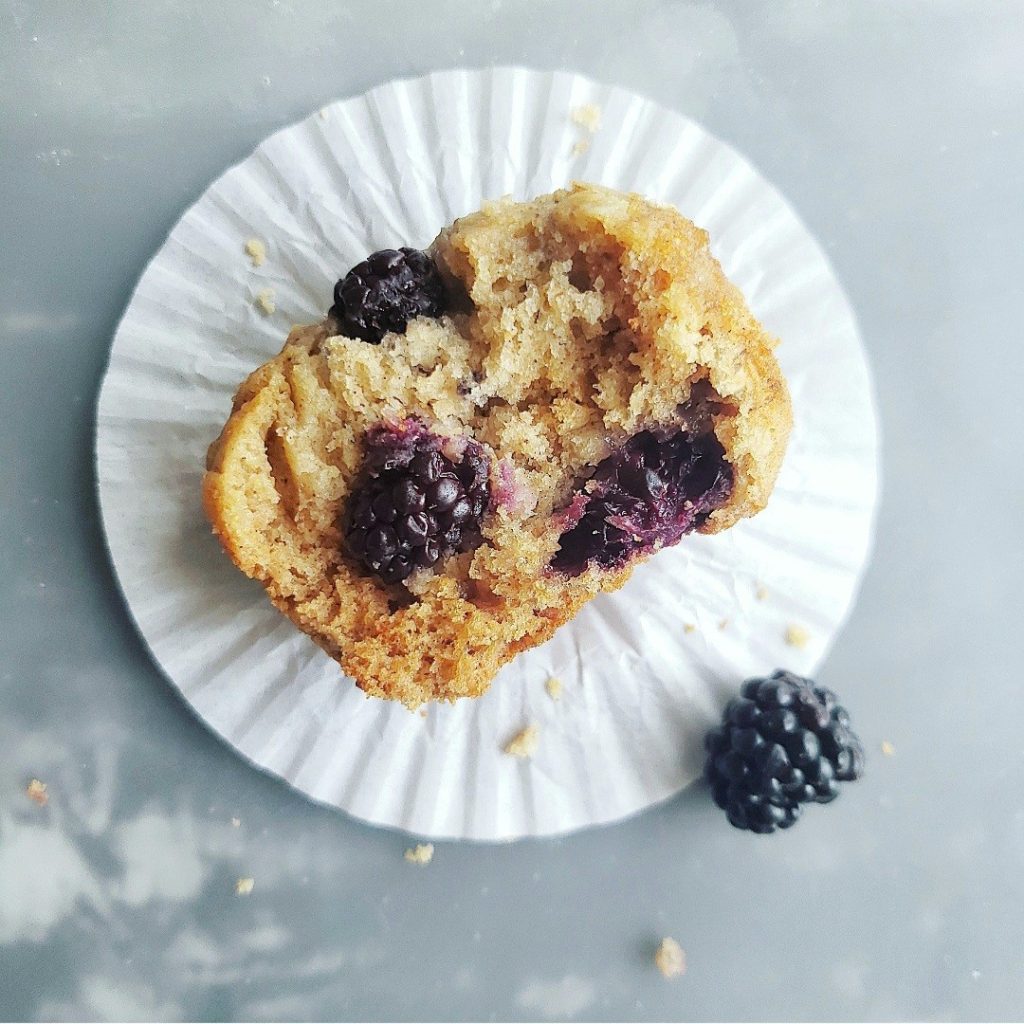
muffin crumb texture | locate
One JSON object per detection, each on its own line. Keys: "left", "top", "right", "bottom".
{"left": 204, "top": 184, "right": 791, "bottom": 706}
{"left": 505, "top": 724, "right": 540, "bottom": 758}
{"left": 545, "top": 676, "right": 563, "bottom": 701}
{"left": 235, "top": 877, "right": 255, "bottom": 896}
{"left": 655, "top": 937, "right": 686, "bottom": 978}
{"left": 254, "top": 288, "right": 276, "bottom": 315}
{"left": 26, "top": 779, "right": 49, "bottom": 806}
{"left": 572, "top": 103, "right": 602, "bottom": 132}
{"left": 785, "top": 623, "right": 810, "bottom": 648}
{"left": 404, "top": 843, "right": 435, "bottom": 865}
{"left": 245, "top": 238, "right": 266, "bottom": 267}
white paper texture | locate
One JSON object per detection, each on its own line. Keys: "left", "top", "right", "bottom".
{"left": 95, "top": 68, "right": 879, "bottom": 841}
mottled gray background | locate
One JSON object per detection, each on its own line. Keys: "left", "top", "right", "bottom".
{"left": 1, "top": 2, "right": 1021, "bottom": 1021}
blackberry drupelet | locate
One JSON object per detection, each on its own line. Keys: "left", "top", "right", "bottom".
{"left": 344, "top": 421, "right": 490, "bottom": 585}
{"left": 551, "top": 428, "right": 733, "bottom": 575}
{"left": 704, "top": 669, "right": 865, "bottom": 834}
{"left": 330, "top": 247, "right": 447, "bottom": 343}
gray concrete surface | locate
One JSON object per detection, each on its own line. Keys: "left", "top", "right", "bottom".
{"left": 1, "top": 2, "right": 1021, "bottom": 1020}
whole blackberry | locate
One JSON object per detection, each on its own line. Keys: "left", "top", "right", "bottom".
{"left": 344, "top": 422, "right": 490, "bottom": 585}
{"left": 330, "top": 247, "right": 447, "bottom": 343}
{"left": 551, "top": 429, "right": 733, "bottom": 575}
{"left": 704, "top": 670, "right": 865, "bottom": 834}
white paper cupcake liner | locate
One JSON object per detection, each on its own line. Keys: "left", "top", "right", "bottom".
{"left": 95, "top": 67, "right": 879, "bottom": 841}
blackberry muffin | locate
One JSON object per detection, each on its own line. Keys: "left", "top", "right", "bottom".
{"left": 204, "top": 183, "right": 792, "bottom": 706}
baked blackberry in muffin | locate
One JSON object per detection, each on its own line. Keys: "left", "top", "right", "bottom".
{"left": 203, "top": 183, "right": 792, "bottom": 706}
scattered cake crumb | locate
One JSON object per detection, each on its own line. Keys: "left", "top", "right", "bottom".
{"left": 785, "top": 624, "right": 810, "bottom": 648}
{"left": 244, "top": 238, "right": 266, "bottom": 267}
{"left": 235, "top": 877, "right": 255, "bottom": 896}
{"left": 505, "top": 724, "right": 540, "bottom": 758}
{"left": 545, "top": 676, "right": 563, "bottom": 701}
{"left": 718, "top": 618, "right": 729, "bottom": 630}
{"left": 26, "top": 779, "right": 48, "bottom": 806}
{"left": 755, "top": 583, "right": 769, "bottom": 601}
{"left": 571, "top": 103, "right": 602, "bottom": 132}
{"left": 571, "top": 138, "right": 591, "bottom": 157}
{"left": 419, "top": 708, "right": 428, "bottom": 718}
{"left": 881, "top": 740, "right": 895, "bottom": 757}
{"left": 255, "top": 288, "right": 276, "bottom": 315}
{"left": 404, "top": 843, "right": 435, "bottom": 865}
{"left": 654, "top": 937, "right": 686, "bottom": 978}
{"left": 683, "top": 622, "right": 697, "bottom": 634}
{"left": 318, "top": 106, "right": 330, "bottom": 121}
{"left": 230, "top": 817, "right": 241, "bottom": 828}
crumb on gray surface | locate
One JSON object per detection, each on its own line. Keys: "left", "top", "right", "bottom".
{"left": 654, "top": 937, "right": 686, "bottom": 978}
{"left": 404, "top": 843, "right": 435, "bottom": 865}
{"left": 26, "top": 779, "right": 48, "bottom": 806}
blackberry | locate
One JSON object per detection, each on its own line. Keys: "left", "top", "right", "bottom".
{"left": 344, "top": 421, "right": 490, "bottom": 585}
{"left": 330, "top": 247, "right": 447, "bottom": 343}
{"left": 704, "top": 670, "right": 865, "bottom": 834}
{"left": 551, "top": 428, "right": 732, "bottom": 575}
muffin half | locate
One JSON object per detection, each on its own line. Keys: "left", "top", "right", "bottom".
{"left": 204, "top": 183, "right": 792, "bottom": 706}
